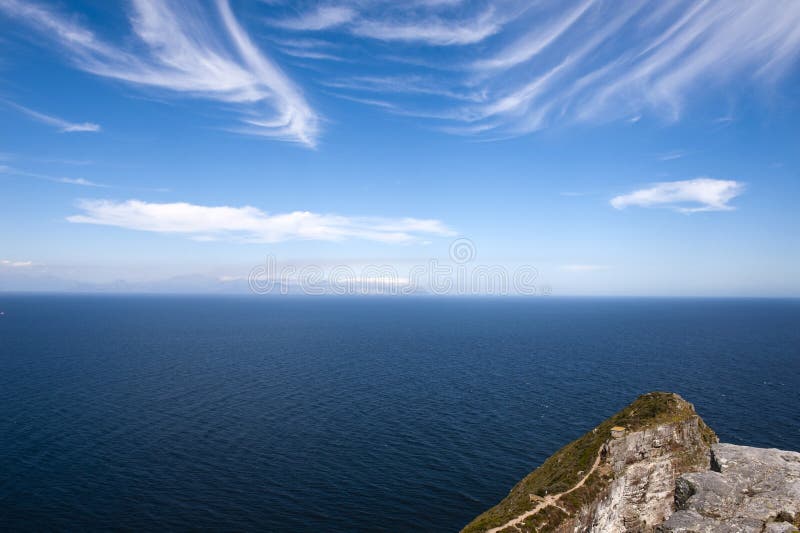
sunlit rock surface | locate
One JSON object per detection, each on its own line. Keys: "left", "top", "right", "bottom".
{"left": 659, "top": 443, "right": 800, "bottom": 532}
{"left": 463, "top": 393, "right": 800, "bottom": 533}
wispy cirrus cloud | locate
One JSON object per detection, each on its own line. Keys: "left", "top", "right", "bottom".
{"left": 56, "top": 177, "right": 105, "bottom": 187}
{"left": 0, "top": 0, "right": 319, "bottom": 146}
{"left": 67, "top": 199, "right": 455, "bottom": 244}
{"left": 658, "top": 150, "right": 687, "bottom": 161}
{"left": 4, "top": 1, "right": 799, "bottom": 142}
{"left": 350, "top": 10, "right": 502, "bottom": 46}
{"left": 473, "top": 0, "right": 595, "bottom": 72}
{"left": 611, "top": 178, "right": 744, "bottom": 213}
{"left": 0, "top": 165, "right": 106, "bottom": 187}
{"left": 1, "top": 100, "right": 100, "bottom": 132}
{"left": 278, "top": 48, "right": 347, "bottom": 62}
{"left": 0, "top": 259, "right": 33, "bottom": 268}
{"left": 267, "top": 2, "right": 509, "bottom": 46}
{"left": 322, "top": 75, "right": 486, "bottom": 102}
{"left": 272, "top": 0, "right": 800, "bottom": 138}
{"left": 270, "top": 5, "right": 356, "bottom": 31}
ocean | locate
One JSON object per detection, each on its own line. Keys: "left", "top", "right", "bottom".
{"left": 0, "top": 295, "right": 798, "bottom": 531}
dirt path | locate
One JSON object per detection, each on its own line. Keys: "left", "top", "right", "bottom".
{"left": 486, "top": 445, "right": 605, "bottom": 533}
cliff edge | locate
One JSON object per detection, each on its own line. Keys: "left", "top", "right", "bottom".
{"left": 461, "top": 392, "right": 800, "bottom": 532}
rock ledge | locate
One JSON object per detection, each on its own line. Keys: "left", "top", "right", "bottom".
{"left": 660, "top": 443, "right": 800, "bottom": 532}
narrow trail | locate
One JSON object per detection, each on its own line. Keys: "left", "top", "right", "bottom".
{"left": 486, "top": 445, "right": 605, "bottom": 533}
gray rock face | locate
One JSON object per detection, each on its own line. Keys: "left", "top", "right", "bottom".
{"left": 462, "top": 393, "right": 800, "bottom": 533}
{"left": 659, "top": 443, "right": 800, "bottom": 532}
{"left": 586, "top": 417, "right": 714, "bottom": 532}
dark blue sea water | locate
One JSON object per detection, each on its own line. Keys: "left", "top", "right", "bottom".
{"left": 0, "top": 296, "right": 798, "bottom": 531}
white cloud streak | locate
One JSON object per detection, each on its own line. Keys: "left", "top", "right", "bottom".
{"left": 658, "top": 151, "right": 686, "bottom": 161}
{"left": 0, "top": 0, "right": 319, "bottom": 146}
{"left": 56, "top": 177, "right": 105, "bottom": 187}
{"left": 351, "top": 10, "right": 501, "bottom": 46}
{"left": 0, "top": 165, "right": 106, "bottom": 187}
{"left": 610, "top": 178, "right": 744, "bottom": 213}
{"left": 2, "top": 100, "right": 100, "bottom": 132}
{"left": 4, "top": 1, "right": 799, "bottom": 141}
{"left": 268, "top": 2, "right": 507, "bottom": 46}
{"left": 322, "top": 75, "right": 486, "bottom": 102}
{"left": 0, "top": 259, "right": 33, "bottom": 268}
{"left": 474, "top": 0, "right": 595, "bottom": 71}
{"left": 270, "top": 6, "right": 356, "bottom": 31}
{"left": 67, "top": 199, "right": 455, "bottom": 244}
{"left": 574, "top": 1, "right": 800, "bottom": 122}
{"left": 268, "top": 0, "right": 800, "bottom": 138}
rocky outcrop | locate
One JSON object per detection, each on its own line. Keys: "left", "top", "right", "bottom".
{"left": 462, "top": 392, "right": 800, "bottom": 533}
{"left": 586, "top": 415, "right": 714, "bottom": 531}
{"left": 461, "top": 392, "right": 717, "bottom": 533}
{"left": 659, "top": 443, "right": 800, "bottom": 532}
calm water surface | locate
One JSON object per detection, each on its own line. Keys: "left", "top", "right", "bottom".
{"left": 1, "top": 296, "right": 798, "bottom": 531}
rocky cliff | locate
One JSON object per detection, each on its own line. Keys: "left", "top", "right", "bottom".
{"left": 660, "top": 443, "right": 800, "bottom": 532}
{"left": 462, "top": 392, "right": 800, "bottom": 533}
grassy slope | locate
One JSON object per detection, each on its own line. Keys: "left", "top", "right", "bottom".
{"left": 461, "top": 392, "right": 717, "bottom": 533}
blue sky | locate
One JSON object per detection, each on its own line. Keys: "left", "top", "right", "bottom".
{"left": 0, "top": 0, "right": 799, "bottom": 296}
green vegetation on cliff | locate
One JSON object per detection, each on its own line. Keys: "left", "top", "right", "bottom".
{"left": 461, "top": 392, "right": 717, "bottom": 533}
